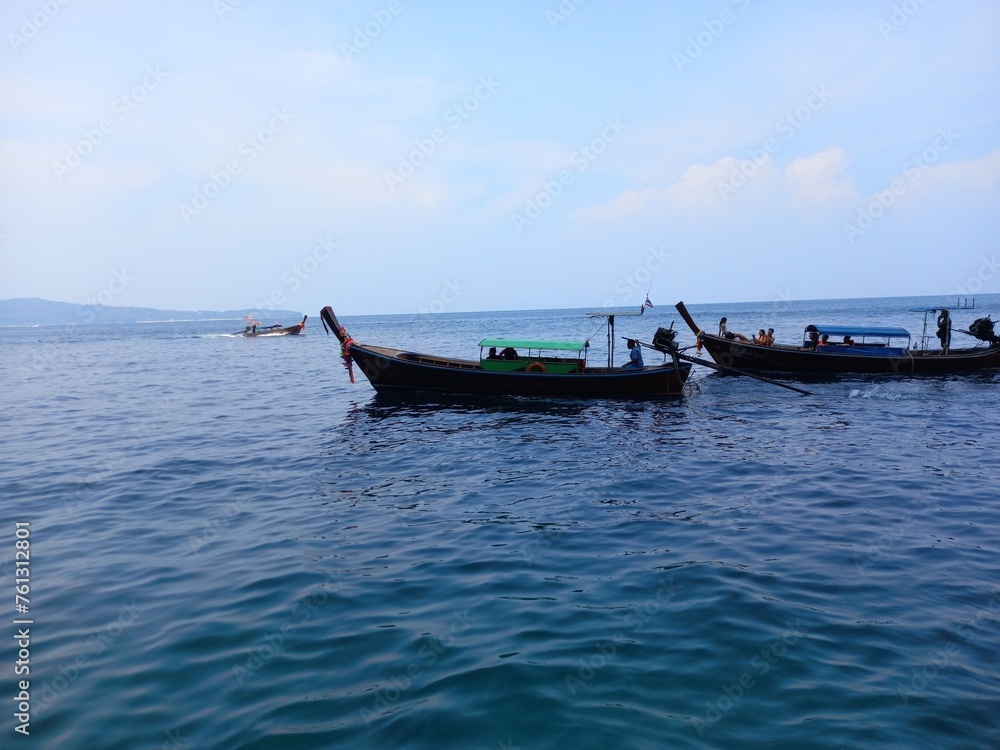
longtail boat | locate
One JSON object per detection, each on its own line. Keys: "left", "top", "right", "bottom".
{"left": 242, "top": 315, "right": 307, "bottom": 337}
{"left": 320, "top": 306, "right": 691, "bottom": 398}
{"left": 676, "top": 302, "right": 1000, "bottom": 375}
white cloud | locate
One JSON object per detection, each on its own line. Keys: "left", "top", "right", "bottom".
{"left": 0, "top": 74, "right": 92, "bottom": 122}
{"left": 2, "top": 2, "right": 997, "bottom": 313}
{"left": 278, "top": 50, "right": 352, "bottom": 89}
{"left": 783, "top": 146, "right": 856, "bottom": 204}
{"left": 909, "top": 148, "right": 1000, "bottom": 195}
{"left": 0, "top": 137, "right": 159, "bottom": 194}
{"left": 577, "top": 153, "right": 780, "bottom": 222}
{"left": 667, "top": 156, "right": 776, "bottom": 210}
{"left": 579, "top": 146, "right": 862, "bottom": 224}
{"left": 580, "top": 186, "right": 658, "bottom": 221}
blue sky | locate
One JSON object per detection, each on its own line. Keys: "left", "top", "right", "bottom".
{"left": 1, "top": 0, "right": 998, "bottom": 315}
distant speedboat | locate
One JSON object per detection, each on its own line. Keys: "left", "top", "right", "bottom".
{"left": 676, "top": 302, "right": 1000, "bottom": 375}
{"left": 319, "top": 306, "right": 691, "bottom": 398}
{"left": 242, "top": 315, "right": 306, "bottom": 337}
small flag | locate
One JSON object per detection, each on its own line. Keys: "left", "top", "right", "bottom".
{"left": 644, "top": 296, "right": 654, "bottom": 308}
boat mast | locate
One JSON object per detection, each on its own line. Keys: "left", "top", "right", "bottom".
{"left": 607, "top": 314, "right": 615, "bottom": 369}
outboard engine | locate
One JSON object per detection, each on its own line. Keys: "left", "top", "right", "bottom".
{"left": 968, "top": 316, "right": 999, "bottom": 345}
{"left": 652, "top": 325, "right": 678, "bottom": 353}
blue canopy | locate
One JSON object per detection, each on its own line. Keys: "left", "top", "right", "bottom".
{"left": 804, "top": 324, "right": 910, "bottom": 338}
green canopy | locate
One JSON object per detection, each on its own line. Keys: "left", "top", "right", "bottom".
{"left": 479, "top": 338, "right": 588, "bottom": 351}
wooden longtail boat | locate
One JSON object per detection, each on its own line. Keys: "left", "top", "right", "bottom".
{"left": 242, "top": 315, "right": 307, "bottom": 337}
{"left": 676, "top": 302, "right": 1000, "bottom": 375}
{"left": 320, "top": 306, "right": 692, "bottom": 398}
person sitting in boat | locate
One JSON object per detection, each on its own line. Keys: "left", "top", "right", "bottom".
{"left": 487, "top": 347, "right": 500, "bottom": 359}
{"left": 842, "top": 335, "right": 855, "bottom": 346}
{"left": 500, "top": 346, "right": 518, "bottom": 361}
{"left": 817, "top": 334, "right": 833, "bottom": 348}
{"left": 764, "top": 328, "right": 775, "bottom": 347}
{"left": 622, "top": 339, "right": 644, "bottom": 370}
{"left": 806, "top": 330, "right": 820, "bottom": 349}
{"left": 719, "top": 317, "right": 751, "bottom": 342}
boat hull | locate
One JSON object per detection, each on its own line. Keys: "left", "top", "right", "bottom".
{"left": 243, "top": 316, "right": 307, "bottom": 337}
{"left": 699, "top": 333, "right": 1000, "bottom": 375}
{"left": 351, "top": 345, "right": 690, "bottom": 398}
{"left": 321, "top": 307, "right": 690, "bottom": 398}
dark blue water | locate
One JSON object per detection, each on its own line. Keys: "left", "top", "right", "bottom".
{"left": 2, "top": 295, "right": 999, "bottom": 749}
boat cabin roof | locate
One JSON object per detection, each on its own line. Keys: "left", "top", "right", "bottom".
{"left": 804, "top": 324, "right": 910, "bottom": 338}
{"left": 479, "top": 338, "right": 588, "bottom": 352}
{"left": 585, "top": 308, "right": 646, "bottom": 318}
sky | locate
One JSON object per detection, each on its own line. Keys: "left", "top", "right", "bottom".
{"left": 1, "top": 0, "right": 999, "bottom": 316}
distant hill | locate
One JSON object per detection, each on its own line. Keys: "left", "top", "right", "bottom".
{"left": 0, "top": 298, "right": 306, "bottom": 327}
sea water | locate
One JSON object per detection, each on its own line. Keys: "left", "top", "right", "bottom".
{"left": 1, "top": 295, "right": 998, "bottom": 749}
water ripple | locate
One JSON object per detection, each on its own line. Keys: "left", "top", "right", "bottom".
{"left": 3, "top": 304, "right": 1000, "bottom": 748}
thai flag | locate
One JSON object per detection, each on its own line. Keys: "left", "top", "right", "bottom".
{"left": 644, "top": 296, "right": 654, "bottom": 308}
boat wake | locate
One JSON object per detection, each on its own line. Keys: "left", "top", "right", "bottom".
{"left": 848, "top": 384, "right": 903, "bottom": 400}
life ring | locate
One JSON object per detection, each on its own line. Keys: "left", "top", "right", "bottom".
{"left": 525, "top": 362, "right": 547, "bottom": 374}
